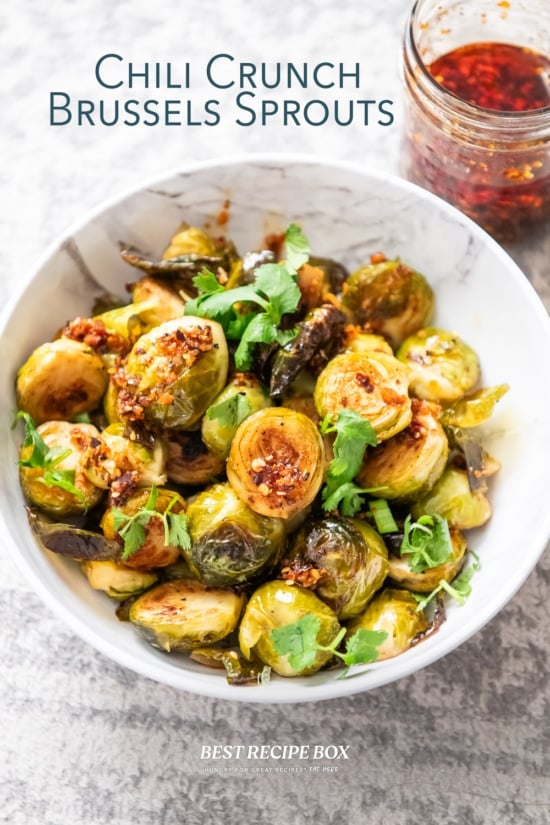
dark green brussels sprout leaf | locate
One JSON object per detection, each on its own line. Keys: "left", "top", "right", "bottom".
{"left": 27, "top": 507, "right": 121, "bottom": 561}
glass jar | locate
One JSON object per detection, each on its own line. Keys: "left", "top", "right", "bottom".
{"left": 401, "top": 0, "right": 550, "bottom": 242}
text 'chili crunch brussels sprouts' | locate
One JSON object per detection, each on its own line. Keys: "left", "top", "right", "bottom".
{"left": 114, "top": 316, "right": 228, "bottom": 430}
{"left": 227, "top": 407, "right": 325, "bottom": 520}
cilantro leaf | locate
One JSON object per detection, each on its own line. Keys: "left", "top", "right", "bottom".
{"left": 284, "top": 223, "right": 311, "bottom": 273}
{"left": 206, "top": 394, "right": 252, "bottom": 428}
{"left": 234, "top": 312, "right": 281, "bottom": 370}
{"left": 414, "top": 552, "right": 481, "bottom": 611}
{"left": 271, "top": 614, "right": 321, "bottom": 671}
{"left": 400, "top": 514, "right": 454, "bottom": 573}
{"left": 319, "top": 410, "right": 378, "bottom": 515}
{"left": 15, "top": 411, "right": 87, "bottom": 507}
{"left": 112, "top": 485, "right": 192, "bottom": 560}
{"left": 254, "top": 264, "right": 302, "bottom": 322}
{"left": 270, "top": 614, "right": 388, "bottom": 677}
{"left": 341, "top": 628, "right": 388, "bottom": 667}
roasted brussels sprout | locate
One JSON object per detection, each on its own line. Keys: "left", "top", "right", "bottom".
{"left": 128, "top": 276, "right": 186, "bottom": 326}
{"left": 115, "top": 317, "right": 228, "bottom": 429}
{"left": 162, "top": 224, "right": 223, "bottom": 259}
{"left": 100, "top": 424, "right": 166, "bottom": 487}
{"left": 165, "top": 430, "right": 226, "bottom": 486}
{"left": 344, "top": 329, "right": 394, "bottom": 356}
{"left": 269, "top": 304, "right": 348, "bottom": 399}
{"left": 185, "top": 483, "right": 285, "bottom": 586}
{"left": 346, "top": 588, "right": 428, "bottom": 660}
{"left": 227, "top": 407, "right": 325, "bottom": 519}
{"left": 285, "top": 517, "right": 389, "bottom": 619}
{"left": 101, "top": 487, "right": 187, "bottom": 570}
{"left": 314, "top": 352, "right": 412, "bottom": 442}
{"left": 239, "top": 581, "right": 341, "bottom": 677}
{"left": 81, "top": 560, "right": 158, "bottom": 599}
{"left": 412, "top": 467, "right": 492, "bottom": 529}
{"left": 201, "top": 373, "right": 270, "bottom": 459}
{"left": 440, "top": 384, "right": 509, "bottom": 428}
{"left": 129, "top": 579, "right": 245, "bottom": 652}
{"left": 342, "top": 258, "right": 434, "bottom": 348}
{"left": 388, "top": 526, "right": 467, "bottom": 592}
{"left": 356, "top": 400, "right": 448, "bottom": 500}
{"left": 397, "top": 327, "right": 480, "bottom": 403}
{"left": 19, "top": 421, "right": 105, "bottom": 516}
{"left": 16, "top": 339, "right": 108, "bottom": 424}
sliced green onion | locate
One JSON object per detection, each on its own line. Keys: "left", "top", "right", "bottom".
{"left": 369, "top": 499, "right": 398, "bottom": 534}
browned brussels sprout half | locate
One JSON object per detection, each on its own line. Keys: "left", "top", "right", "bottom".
{"left": 165, "top": 430, "right": 226, "bottom": 486}
{"left": 129, "top": 579, "right": 245, "bottom": 652}
{"left": 19, "top": 420, "right": 105, "bottom": 517}
{"left": 285, "top": 517, "right": 389, "bottom": 619}
{"left": 16, "top": 339, "right": 108, "bottom": 424}
{"left": 342, "top": 259, "right": 434, "bottom": 348}
{"left": 81, "top": 560, "right": 158, "bottom": 600}
{"left": 314, "top": 351, "right": 412, "bottom": 442}
{"left": 388, "top": 527, "right": 467, "bottom": 592}
{"left": 346, "top": 588, "right": 428, "bottom": 661}
{"left": 186, "top": 483, "right": 285, "bottom": 586}
{"left": 356, "top": 400, "right": 448, "bottom": 500}
{"left": 101, "top": 487, "right": 187, "bottom": 570}
{"left": 115, "top": 317, "right": 228, "bottom": 429}
{"left": 201, "top": 372, "right": 270, "bottom": 459}
{"left": 239, "top": 581, "right": 341, "bottom": 677}
{"left": 397, "top": 327, "right": 480, "bottom": 403}
{"left": 412, "top": 468, "right": 492, "bottom": 529}
{"left": 227, "top": 407, "right": 325, "bottom": 519}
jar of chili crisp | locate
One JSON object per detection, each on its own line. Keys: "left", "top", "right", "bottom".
{"left": 401, "top": 0, "right": 550, "bottom": 241}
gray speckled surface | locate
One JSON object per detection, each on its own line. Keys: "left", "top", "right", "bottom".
{"left": 1, "top": 1, "right": 549, "bottom": 823}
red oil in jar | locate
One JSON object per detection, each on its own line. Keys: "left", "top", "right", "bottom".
{"left": 402, "top": 22, "right": 550, "bottom": 241}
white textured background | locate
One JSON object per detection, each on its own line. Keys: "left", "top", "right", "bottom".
{"left": 1, "top": 1, "right": 549, "bottom": 823}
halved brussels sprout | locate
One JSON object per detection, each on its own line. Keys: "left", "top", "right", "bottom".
{"left": 165, "top": 430, "right": 226, "bottom": 486}
{"left": 388, "top": 527, "right": 467, "bottom": 592}
{"left": 412, "top": 467, "right": 492, "bottom": 529}
{"left": 101, "top": 487, "right": 187, "bottom": 570}
{"left": 115, "top": 317, "right": 228, "bottom": 429}
{"left": 285, "top": 517, "right": 389, "bottom": 619}
{"left": 162, "top": 224, "right": 221, "bottom": 259}
{"left": 314, "top": 352, "right": 412, "bottom": 442}
{"left": 440, "top": 384, "right": 509, "bottom": 428}
{"left": 129, "top": 579, "right": 245, "bottom": 652}
{"left": 344, "top": 329, "right": 394, "bottom": 356}
{"left": 342, "top": 259, "right": 434, "bottom": 348}
{"left": 226, "top": 407, "right": 325, "bottom": 520}
{"left": 185, "top": 483, "right": 285, "bottom": 586}
{"left": 127, "top": 277, "right": 186, "bottom": 328}
{"left": 346, "top": 588, "right": 428, "bottom": 661}
{"left": 356, "top": 400, "right": 448, "bottom": 500}
{"left": 81, "top": 560, "right": 158, "bottom": 600}
{"left": 16, "top": 339, "right": 108, "bottom": 424}
{"left": 201, "top": 373, "right": 270, "bottom": 459}
{"left": 397, "top": 327, "right": 480, "bottom": 404}
{"left": 19, "top": 421, "right": 105, "bottom": 516}
{"left": 100, "top": 424, "right": 166, "bottom": 487}
{"left": 238, "top": 581, "right": 341, "bottom": 677}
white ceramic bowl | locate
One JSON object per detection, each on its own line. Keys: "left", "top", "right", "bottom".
{"left": 2, "top": 155, "right": 550, "bottom": 703}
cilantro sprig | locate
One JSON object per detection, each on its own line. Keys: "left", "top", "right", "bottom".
{"left": 184, "top": 224, "right": 308, "bottom": 370}
{"left": 112, "top": 485, "right": 191, "bottom": 561}
{"left": 319, "top": 410, "right": 379, "bottom": 516}
{"left": 15, "top": 411, "right": 87, "bottom": 507}
{"left": 270, "top": 614, "right": 387, "bottom": 677}
{"left": 414, "top": 552, "right": 481, "bottom": 612}
{"left": 205, "top": 393, "right": 252, "bottom": 428}
{"left": 400, "top": 513, "right": 454, "bottom": 574}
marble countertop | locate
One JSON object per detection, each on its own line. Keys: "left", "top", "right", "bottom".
{"left": 2, "top": 2, "right": 549, "bottom": 823}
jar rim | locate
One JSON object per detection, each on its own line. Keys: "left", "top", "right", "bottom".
{"left": 405, "top": 0, "right": 550, "bottom": 127}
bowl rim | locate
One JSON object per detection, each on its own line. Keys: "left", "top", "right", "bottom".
{"left": 2, "top": 151, "right": 550, "bottom": 704}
